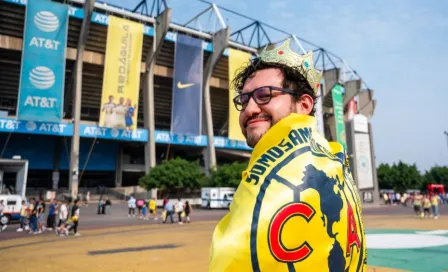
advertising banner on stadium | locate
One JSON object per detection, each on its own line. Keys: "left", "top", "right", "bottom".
{"left": 17, "top": 0, "right": 69, "bottom": 122}
{"left": 171, "top": 34, "right": 203, "bottom": 135}
{"left": 99, "top": 16, "right": 143, "bottom": 131}
{"left": 228, "top": 48, "right": 251, "bottom": 141}
{"left": 354, "top": 133, "right": 374, "bottom": 189}
{"left": 331, "top": 84, "right": 347, "bottom": 150}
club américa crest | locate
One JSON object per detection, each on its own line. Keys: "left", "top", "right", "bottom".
{"left": 247, "top": 144, "right": 365, "bottom": 272}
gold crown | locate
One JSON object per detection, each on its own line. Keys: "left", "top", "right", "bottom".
{"left": 259, "top": 39, "right": 322, "bottom": 94}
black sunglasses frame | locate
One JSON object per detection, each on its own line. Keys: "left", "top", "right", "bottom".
{"left": 232, "top": 86, "right": 297, "bottom": 111}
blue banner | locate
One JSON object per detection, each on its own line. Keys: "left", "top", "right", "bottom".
{"left": 171, "top": 34, "right": 203, "bottom": 135}
{"left": 80, "top": 125, "right": 148, "bottom": 142}
{"left": 17, "top": 0, "right": 68, "bottom": 122}
{"left": 3, "top": 0, "right": 227, "bottom": 55}
{"left": 0, "top": 118, "right": 250, "bottom": 149}
{"left": 0, "top": 119, "right": 72, "bottom": 136}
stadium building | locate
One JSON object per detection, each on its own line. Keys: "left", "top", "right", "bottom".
{"left": 0, "top": 0, "right": 378, "bottom": 202}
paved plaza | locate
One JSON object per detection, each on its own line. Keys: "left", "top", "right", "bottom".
{"left": 0, "top": 204, "right": 447, "bottom": 271}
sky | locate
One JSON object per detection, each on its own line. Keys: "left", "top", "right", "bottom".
{"left": 103, "top": 0, "right": 448, "bottom": 172}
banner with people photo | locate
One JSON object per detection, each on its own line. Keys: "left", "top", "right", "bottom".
{"left": 331, "top": 84, "right": 347, "bottom": 150}
{"left": 99, "top": 16, "right": 143, "bottom": 131}
{"left": 228, "top": 48, "right": 251, "bottom": 141}
{"left": 17, "top": 0, "right": 69, "bottom": 122}
{"left": 171, "top": 34, "right": 203, "bottom": 135}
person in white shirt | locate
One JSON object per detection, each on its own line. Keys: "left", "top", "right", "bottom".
{"left": 128, "top": 196, "right": 136, "bottom": 217}
{"left": 58, "top": 200, "right": 68, "bottom": 228}
{"left": 175, "top": 199, "right": 185, "bottom": 225}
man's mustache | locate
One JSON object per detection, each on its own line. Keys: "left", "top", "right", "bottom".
{"left": 244, "top": 114, "right": 271, "bottom": 127}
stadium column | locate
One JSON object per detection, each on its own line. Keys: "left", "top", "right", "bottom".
{"left": 69, "top": 0, "right": 96, "bottom": 199}
{"left": 202, "top": 28, "right": 230, "bottom": 174}
{"left": 368, "top": 123, "right": 381, "bottom": 205}
{"left": 52, "top": 137, "right": 61, "bottom": 191}
{"left": 143, "top": 9, "right": 172, "bottom": 173}
{"left": 115, "top": 145, "right": 123, "bottom": 187}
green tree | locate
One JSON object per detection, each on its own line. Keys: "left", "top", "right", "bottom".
{"left": 377, "top": 163, "right": 394, "bottom": 190}
{"left": 376, "top": 161, "right": 422, "bottom": 192}
{"left": 393, "top": 161, "right": 422, "bottom": 192}
{"left": 138, "top": 158, "right": 203, "bottom": 194}
{"left": 209, "top": 162, "right": 248, "bottom": 188}
{"left": 423, "top": 166, "right": 448, "bottom": 189}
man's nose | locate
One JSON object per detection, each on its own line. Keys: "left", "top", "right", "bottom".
{"left": 243, "top": 97, "right": 261, "bottom": 116}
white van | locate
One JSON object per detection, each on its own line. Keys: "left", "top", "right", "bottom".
{"left": 201, "top": 187, "right": 235, "bottom": 209}
{"left": 0, "top": 194, "right": 24, "bottom": 225}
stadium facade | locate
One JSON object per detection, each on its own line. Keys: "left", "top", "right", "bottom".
{"left": 0, "top": 0, "right": 378, "bottom": 203}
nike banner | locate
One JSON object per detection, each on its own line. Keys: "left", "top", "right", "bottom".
{"left": 171, "top": 34, "right": 203, "bottom": 135}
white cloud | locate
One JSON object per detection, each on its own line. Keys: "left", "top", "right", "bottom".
{"left": 269, "top": 0, "right": 288, "bottom": 9}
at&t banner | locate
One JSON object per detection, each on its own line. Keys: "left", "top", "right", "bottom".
{"left": 228, "top": 48, "right": 251, "bottom": 141}
{"left": 17, "top": 0, "right": 69, "bottom": 122}
{"left": 171, "top": 34, "right": 203, "bottom": 135}
{"left": 331, "top": 84, "right": 347, "bottom": 150}
{"left": 99, "top": 16, "right": 143, "bottom": 130}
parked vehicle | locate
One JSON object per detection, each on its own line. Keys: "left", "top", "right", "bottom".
{"left": 0, "top": 194, "right": 24, "bottom": 225}
{"left": 201, "top": 187, "right": 235, "bottom": 209}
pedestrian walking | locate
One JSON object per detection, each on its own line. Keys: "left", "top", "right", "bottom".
{"left": 105, "top": 199, "right": 111, "bottom": 215}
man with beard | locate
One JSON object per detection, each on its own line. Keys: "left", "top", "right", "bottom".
{"left": 209, "top": 40, "right": 366, "bottom": 271}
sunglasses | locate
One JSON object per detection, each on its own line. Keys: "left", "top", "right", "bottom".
{"left": 233, "top": 86, "right": 297, "bottom": 111}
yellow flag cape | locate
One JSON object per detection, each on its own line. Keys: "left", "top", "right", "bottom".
{"left": 210, "top": 114, "right": 366, "bottom": 272}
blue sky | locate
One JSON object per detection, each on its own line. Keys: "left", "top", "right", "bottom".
{"left": 104, "top": 0, "right": 448, "bottom": 172}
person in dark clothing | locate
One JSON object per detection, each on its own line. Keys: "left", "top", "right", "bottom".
{"left": 28, "top": 198, "right": 38, "bottom": 234}
{"left": 46, "top": 199, "right": 57, "bottom": 230}
{"left": 97, "top": 199, "right": 103, "bottom": 215}
{"left": 101, "top": 200, "right": 106, "bottom": 215}
{"left": 184, "top": 201, "right": 192, "bottom": 223}
{"left": 71, "top": 200, "right": 80, "bottom": 235}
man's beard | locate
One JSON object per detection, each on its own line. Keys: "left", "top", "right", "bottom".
{"left": 244, "top": 102, "right": 297, "bottom": 148}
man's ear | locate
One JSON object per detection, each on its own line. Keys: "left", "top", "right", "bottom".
{"left": 295, "top": 94, "right": 314, "bottom": 115}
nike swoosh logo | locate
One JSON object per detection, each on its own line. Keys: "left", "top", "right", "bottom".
{"left": 177, "top": 82, "right": 195, "bottom": 89}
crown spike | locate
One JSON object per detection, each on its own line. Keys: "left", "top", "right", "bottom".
{"left": 258, "top": 39, "right": 322, "bottom": 94}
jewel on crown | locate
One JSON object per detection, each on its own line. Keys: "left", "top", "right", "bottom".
{"left": 258, "top": 39, "right": 323, "bottom": 94}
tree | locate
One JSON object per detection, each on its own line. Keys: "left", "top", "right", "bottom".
{"left": 138, "top": 158, "right": 203, "bottom": 195}
{"left": 393, "top": 161, "right": 422, "bottom": 192}
{"left": 376, "top": 161, "right": 422, "bottom": 192}
{"left": 208, "top": 162, "right": 248, "bottom": 188}
{"left": 377, "top": 163, "right": 394, "bottom": 190}
{"left": 423, "top": 166, "right": 448, "bottom": 189}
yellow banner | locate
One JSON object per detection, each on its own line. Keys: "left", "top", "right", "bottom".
{"left": 210, "top": 114, "right": 366, "bottom": 271}
{"left": 228, "top": 48, "right": 251, "bottom": 141}
{"left": 99, "top": 16, "right": 143, "bottom": 131}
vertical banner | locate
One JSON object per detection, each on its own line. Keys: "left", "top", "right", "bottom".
{"left": 17, "top": 0, "right": 69, "bottom": 122}
{"left": 331, "top": 84, "right": 347, "bottom": 150}
{"left": 99, "top": 16, "right": 143, "bottom": 130}
{"left": 171, "top": 34, "right": 203, "bottom": 135}
{"left": 228, "top": 48, "right": 251, "bottom": 141}
{"left": 354, "top": 133, "right": 374, "bottom": 189}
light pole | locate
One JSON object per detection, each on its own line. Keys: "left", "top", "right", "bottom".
{"left": 444, "top": 131, "right": 448, "bottom": 153}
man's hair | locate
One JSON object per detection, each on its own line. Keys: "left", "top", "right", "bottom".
{"left": 232, "top": 58, "right": 318, "bottom": 116}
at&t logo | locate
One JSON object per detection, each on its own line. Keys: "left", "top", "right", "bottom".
{"left": 29, "top": 66, "right": 55, "bottom": 90}
{"left": 34, "top": 11, "right": 59, "bottom": 32}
